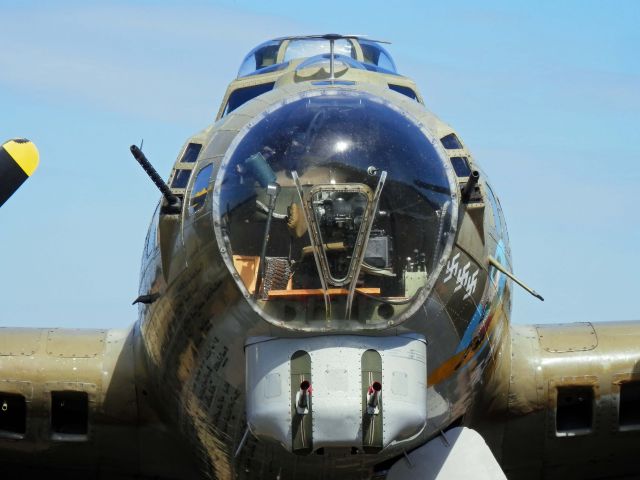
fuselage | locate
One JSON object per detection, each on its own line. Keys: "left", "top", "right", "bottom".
{"left": 135, "top": 37, "right": 513, "bottom": 479}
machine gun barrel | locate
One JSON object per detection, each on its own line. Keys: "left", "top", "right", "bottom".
{"left": 130, "top": 145, "right": 181, "bottom": 209}
{"left": 367, "top": 381, "right": 382, "bottom": 413}
{"left": 297, "top": 380, "right": 311, "bottom": 411}
{"left": 461, "top": 170, "right": 480, "bottom": 203}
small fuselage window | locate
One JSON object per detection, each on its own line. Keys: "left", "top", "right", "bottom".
{"left": 225, "top": 82, "right": 276, "bottom": 116}
{"left": 450, "top": 157, "right": 471, "bottom": 177}
{"left": 388, "top": 84, "right": 418, "bottom": 101}
{"left": 181, "top": 143, "right": 202, "bottom": 163}
{"left": 440, "top": 133, "right": 463, "bottom": 150}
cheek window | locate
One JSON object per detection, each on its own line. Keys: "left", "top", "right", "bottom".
{"left": 450, "top": 157, "right": 471, "bottom": 177}
{"left": 171, "top": 169, "right": 191, "bottom": 189}
{"left": 190, "top": 164, "right": 213, "bottom": 212}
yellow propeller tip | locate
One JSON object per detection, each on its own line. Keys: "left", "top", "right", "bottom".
{"left": 2, "top": 138, "right": 40, "bottom": 176}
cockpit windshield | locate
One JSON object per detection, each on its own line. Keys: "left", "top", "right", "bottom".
{"left": 213, "top": 91, "right": 457, "bottom": 330}
{"left": 238, "top": 36, "right": 399, "bottom": 78}
{"left": 284, "top": 39, "right": 355, "bottom": 62}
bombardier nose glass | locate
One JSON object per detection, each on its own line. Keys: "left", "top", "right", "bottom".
{"left": 293, "top": 172, "right": 387, "bottom": 320}
{"left": 213, "top": 91, "right": 457, "bottom": 330}
{"left": 309, "top": 186, "right": 373, "bottom": 284}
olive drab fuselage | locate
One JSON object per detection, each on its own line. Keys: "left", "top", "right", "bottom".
{"left": 2, "top": 36, "right": 640, "bottom": 480}
{"left": 136, "top": 37, "right": 513, "bottom": 478}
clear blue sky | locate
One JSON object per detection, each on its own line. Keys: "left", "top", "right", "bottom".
{"left": 1, "top": 0, "right": 638, "bottom": 328}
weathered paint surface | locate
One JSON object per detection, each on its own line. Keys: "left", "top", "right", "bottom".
{"left": 133, "top": 41, "right": 512, "bottom": 478}
{"left": 0, "top": 327, "right": 201, "bottom": 478}
{"left": 471, "top": 321, "right": 640, "bottom": 479}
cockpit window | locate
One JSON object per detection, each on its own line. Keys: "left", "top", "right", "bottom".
{"left": 213, "top": 91, "right": 457, "bottom": 331}
{"left": 238, "top": 37, "right": 400, "bottom": 78}
{"left": 190, "top": 163, "right": 213, "bottom": 212}
{"left": 284, "top": 39, "right": 355, "bottom": 62}
{"left": 238, "top": 40, "right": 281, "bottom": 77}
{"left": 360, "top": 40, "right": 397, "bottom": 73}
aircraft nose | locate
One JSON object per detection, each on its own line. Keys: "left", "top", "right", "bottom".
{"left": 213, "top": 90, "right": 458, "bottom": 330}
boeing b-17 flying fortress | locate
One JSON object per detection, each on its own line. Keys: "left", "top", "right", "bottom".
{"left": 1, "top": 34, "right": 639, "bottom": 480}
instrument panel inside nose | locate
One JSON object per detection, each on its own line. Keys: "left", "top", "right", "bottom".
{"left": 213, "top": 91, "right": 458, "bottom": 330}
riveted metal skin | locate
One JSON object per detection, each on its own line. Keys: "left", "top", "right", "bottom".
{"left": 133, "top": 43, "right": 509, "bottom": 479}
{"left": 0, "top": 328, "right": 201, "bottom": 478}
{"left": 469, "top": 321, "right": 640, "bottom": 480}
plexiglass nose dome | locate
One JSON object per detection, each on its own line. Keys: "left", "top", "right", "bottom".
{"left": 213, "top": 90, "right": 458, "bottom": 331}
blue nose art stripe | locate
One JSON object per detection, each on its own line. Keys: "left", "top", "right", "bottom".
{"left": 455, "top": 303, "right": 487, "bottom": 354}
{"left": 454, "top": 240, "right": 508, "bottom": 354}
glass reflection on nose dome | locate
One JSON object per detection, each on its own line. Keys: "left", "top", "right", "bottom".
{"left": 213, "top": 90, "right": 457, "bottom": 330}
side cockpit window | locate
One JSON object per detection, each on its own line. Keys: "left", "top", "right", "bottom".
{"left": 190, "top": 163, "right": 214, "bottom": 212}
{"left": 238, "top": 40, "right": 281, "bottom": 77}
{"left": 359, "top": 40, "right": 397, "bottom": 73}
